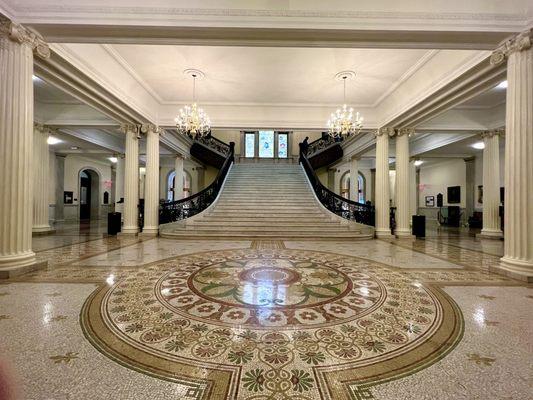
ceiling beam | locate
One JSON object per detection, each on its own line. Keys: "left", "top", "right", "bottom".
{"left": 27, "top": 25, "right": 519, "bottom": 50}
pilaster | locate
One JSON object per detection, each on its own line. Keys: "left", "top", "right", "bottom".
{"left": 349, "top": 156, "right": 359, "bottom": 202}
{"left": 174, "top": 155, "right": 184, "bottom": 200}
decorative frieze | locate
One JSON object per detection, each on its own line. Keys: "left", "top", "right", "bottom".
{"left": 490, "top": 28, "right": 533, "bottom": 65}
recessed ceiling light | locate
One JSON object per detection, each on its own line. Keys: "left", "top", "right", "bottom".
{"left": 108, "top": 156, "right": 118, "bottom": 163}
{"left": 47, "top": 136, "right": 62, "bottom": 145}
{"left": 32, "top": 75, "right": 40, "bottom": 82}
{"left": 496, "top": 80, "right": 508, "bottom": 89}
{"left": 414, "top": 160, "right": 423, "bottom": 166}
{"left": 70, "top": 146, "right": 79, "bottom": 150}
{"left": 472, "top": 142, "right": 485, "bottom": 150}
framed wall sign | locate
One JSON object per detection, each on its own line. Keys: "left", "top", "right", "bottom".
{"left": 425, "top": 196, "right": 435, "bottom": 207}
{"left": 64, "top": 191, "right": 73, "bottom": 204}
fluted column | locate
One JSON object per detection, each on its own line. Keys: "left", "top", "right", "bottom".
{"left": 32, "top": 124, "right": 53, "bottom": 233}
{"left": 490, "top": 29, "right": 533, "bottom": 281}
{"left": 395, "top": 128, "right": 413, "bottom": 237}
{"left": 174, "top": 155, "right": 184, "bottom": 200}
{"left": 349, "top": 156, "right": 359, "bottom": 202}
{"left": 0, "top": 18, "right": 50, "bottom": 276}
{"left": 478, "top": 129, "right": 504, "bottom": 239}
{"left": 375, "top": 127, "right": 394, "bottom": 238}
{"left": 409, "top": 160, "right": 418, "bottom": 218}
{"left": 142, "top": 124, "right": 160, "bottom": 235}
{"left": 55, "top": 154, "right": 65, "bottom": 222}
{"left": 115, "top": 154, "right": 125, "bottom": 216}
{"left": 122, "top": 124, "right": 139, "bottom": 235}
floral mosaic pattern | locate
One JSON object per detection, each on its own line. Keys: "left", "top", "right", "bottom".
{"left": 85, "top": 249, "right": 459, "bottom": 400}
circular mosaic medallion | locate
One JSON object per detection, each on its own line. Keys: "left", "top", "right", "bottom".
{"left": 82, "top": 248, "right": 463, "bottom": 400}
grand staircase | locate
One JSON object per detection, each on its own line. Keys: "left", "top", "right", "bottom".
{"left": 160, "top": 164, "right": 373, "bottom": 240}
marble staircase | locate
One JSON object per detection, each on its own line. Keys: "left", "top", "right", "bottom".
{"left": 160, "top": 164, "right": 374, "bottom": 240}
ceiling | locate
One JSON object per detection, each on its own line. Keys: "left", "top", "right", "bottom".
{"left": 418, "top": 135, "right": 504, "bottom": 158}
{"left": 110, "top": 45, "right": 431, "bottom": 106}
{"left": 34, "top": 76, "right": 82, "bottom": 104}
{"left": 458, "top": 84, "right": 506, "bottom": 109}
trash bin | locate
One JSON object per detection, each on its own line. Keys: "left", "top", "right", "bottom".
{"left": 412, "top": 215, "right": 425, "bottom": 238}
{"left": 108, "top": 212, "right": 121, "bottom": 235}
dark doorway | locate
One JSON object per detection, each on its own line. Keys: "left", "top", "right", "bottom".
{"left": 80, "top": 170, "right": 91, "bottom": 220}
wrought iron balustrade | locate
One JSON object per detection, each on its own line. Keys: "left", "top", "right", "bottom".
{"left": 299, "top": 138, "right": 375, "bottom": 227}
{"left": 159, "top": 139, "right": 234, "bottom": 224}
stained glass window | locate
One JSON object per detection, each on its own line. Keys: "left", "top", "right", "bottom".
{"left": 278, "top": 133, "right": 288, "bottom": 158}
{"left": 258, "top": 131, "right": 274, "bottom": 158}
{"left": 245, "top": 133, "right": 255, "bottom": 158}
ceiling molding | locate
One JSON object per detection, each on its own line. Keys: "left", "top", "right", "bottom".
{"left": 0, "top": 0, "right": 15, "bottom": 20}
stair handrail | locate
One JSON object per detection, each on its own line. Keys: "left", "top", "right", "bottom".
{"left": 299, "top": 139, "right": 375, "bottom": 226}
{"left": 159, "top": 140, "right": 234, "bottom": 224}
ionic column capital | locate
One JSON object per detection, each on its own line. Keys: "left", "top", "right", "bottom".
{"left": 480, "top": 128, "right": 505, "bottom": 139}
{"left": 120, "top": 123, "right": 140, "bottom": 136}
{"left": 490, "top": 28, "right": 533, "bottom": 65}
{"left": 140, "top": 124, "right": 163, "bottom": 136}
{"left": 396, "top": 127, "right": 415, "bottom": 137}
{"left": 375, "top": 127, "right": 395, "bottom": 137}
{"left": 0, "top": 16, "right": 50, "bottom": 59}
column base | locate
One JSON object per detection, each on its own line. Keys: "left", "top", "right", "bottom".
{"left": 375, "top": 229, "right": 394, "bottom": 239}
{"left": 32, "top": 225, "right": 56, "bottom": 236}
{"left": 119, "top": 227, "right": 139, "bottom": 236}
{"left": 395, "top": 230, "right": 416, "bottom": 240}
{"left": 0, "top": 252, "right": 47, "bottom": 279}
{"left": 140, "top": 227, "right": 159, "bottom": 237}
{"left": 477, "top": 230, "right": 503, "bottom": 240}
{"left": 490, "top": 257, "right": 533, "bottom": 283}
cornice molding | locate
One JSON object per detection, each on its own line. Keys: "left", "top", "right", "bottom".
{"left": 0, "top": 16, "right": 49, "bottom": 58}
{"left": 490, "top": 28, "right": 533, "bottom": 65}
{"left": 10, "top": 5, "right": 529, "bottom": 24}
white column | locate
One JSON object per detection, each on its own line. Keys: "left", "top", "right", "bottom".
{"left": 491, "top": 29, "right": 533, "bottom": 281}
{"left": 349, "top": 156, "right": 359, "bottom": 202}
{"left": 122, "top": 124, "right": 139, "bottom": 235}
{"left": 32, "top": 124, "right": 53, "bottom": 233}
{"left": 0, "top": 18, "right": 50, "bottom": 276}
{"left": 375, "top": 127, "right": 394, "bottom": 238}
{"left": 395, "top": 128, "right": 413, "bottom": 237}
{"left": 142, "top": 124, "right": 160, "bottom": 235}
{"left": 174, "top": 155, "right": 184, "bottom": 200}
{"left": 409, "top": 160, "right": 418, "bottom": 218}
{"left": 115, "top": 154, "right": 125, "bottom": 216}
{"left": 478, "top": 129, "right": 504, "bottom": 239}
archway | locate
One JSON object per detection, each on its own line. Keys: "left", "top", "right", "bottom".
{"left": 167, "top": 170, "right": 193, "bottom": 201}
{"left": 79, "top": 168, "right": 100, "bottom": 220}
{"left": 340, "top": 171, "right": 366, "bottom": 203}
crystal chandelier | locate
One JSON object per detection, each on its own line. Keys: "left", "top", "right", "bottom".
{"left": 327, "top": 74, "right": 363, "bottom": 138}
{"left": 175, "top": 71, "right": 211, "bottom": 137}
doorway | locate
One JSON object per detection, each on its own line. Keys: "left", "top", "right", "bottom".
{"left": 79, "top": 169, "right": 100, "bottom": 220}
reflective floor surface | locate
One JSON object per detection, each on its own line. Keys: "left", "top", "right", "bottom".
{"left": 1, "top": 223, "right": 531, "bottom": 400}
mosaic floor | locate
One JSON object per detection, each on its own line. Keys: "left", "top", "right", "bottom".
{"left": 1, "top": 227, "right": 531, "bottom": 400}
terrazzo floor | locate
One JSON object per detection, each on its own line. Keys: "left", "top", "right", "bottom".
{"left": 0, "top": 224, "right": 531, "bottom": 400}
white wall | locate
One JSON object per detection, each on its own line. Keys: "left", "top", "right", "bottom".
{"left": 418, "top": 159, "right": 467, "bottom": 222}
